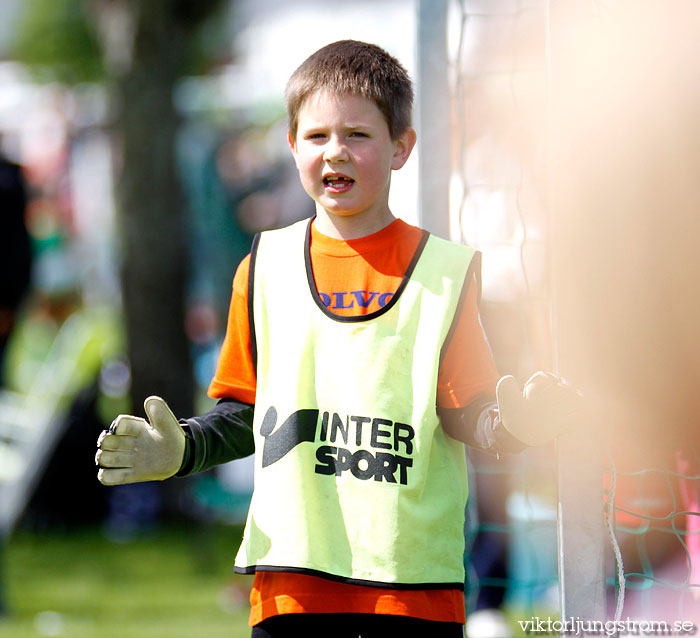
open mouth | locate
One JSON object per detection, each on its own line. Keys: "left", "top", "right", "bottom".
{"left": 323, "top": 175, "right": 355, "bottom": 190}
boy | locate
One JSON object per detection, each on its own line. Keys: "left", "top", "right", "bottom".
{"left": 96, "top": 40, "right": 577, "bottom": 637}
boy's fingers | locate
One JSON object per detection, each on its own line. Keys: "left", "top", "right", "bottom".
{"left": 98, "top": 432, "right": 137, "bottom": 452}
{"left": 524, "top": 372, "right": 581, "bottom": 416}
{"left": 497, "top": 374, "right": 574, "bottom": 446}
{"left": 110, "top": 414, "right": 148, "bottom": 437}
{"left": 98, "top": 467, "right": 137, "bottom": 486}
{"left": 96, "top": 449, "right": 134, "bottom": 469}
{"left": 523, "top": 371, "right": 560, "bottom": 400}
{"left": 96, "top": 398, "right": 184, "bottom": 486}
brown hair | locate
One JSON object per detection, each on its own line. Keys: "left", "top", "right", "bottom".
{"left": 285, "top": 40, "right": 413, "bottom": 141}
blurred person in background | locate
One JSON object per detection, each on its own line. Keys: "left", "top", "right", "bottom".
{"left": 0, "top": 147, "right": 31, "bottom": 615}
{"left": 0, "top": 150, "right": 32, "bottom": 388}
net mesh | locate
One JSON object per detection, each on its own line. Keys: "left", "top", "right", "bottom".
{"left": 606, "top": 452, "right": 700, "bottom": 620}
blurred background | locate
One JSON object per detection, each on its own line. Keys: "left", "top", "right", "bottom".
{"left": 0, "top": 0, "right": 699, "bottom": 636}
{"left": 0, "top": 2, "right": 417, "bottom": 636}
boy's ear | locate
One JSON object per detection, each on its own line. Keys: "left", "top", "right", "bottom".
{"left": 391, "top": 127, "right": 417, "bottom": 171}
{"left": 288, "top": 130, "right": 300, "bottom": 168}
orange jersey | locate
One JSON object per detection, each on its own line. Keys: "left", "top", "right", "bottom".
{"left": 208, "top": 217, "right": 499, "bottom": 626}
{"left": 210, "top": 218, "right": 498, "bottom": 408}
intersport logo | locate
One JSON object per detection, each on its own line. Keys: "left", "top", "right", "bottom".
{"left": 259, "top": 406, "right": 415, "bottom": 485}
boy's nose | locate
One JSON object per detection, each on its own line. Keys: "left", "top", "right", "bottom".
{"left": 323, "top": 136, "right": 349, "bottom": 163}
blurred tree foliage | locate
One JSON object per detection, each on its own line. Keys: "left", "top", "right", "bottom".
{"left": 12, "top": 0, "right": 230, "bottom": 84}
{"left": 13, "top": 0, "right": 105, "bottom": 84}
{"left": 12, "top": 0, "right": 230, "bottom": 419}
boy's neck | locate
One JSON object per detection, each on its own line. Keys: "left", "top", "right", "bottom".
{"left": 313, "top": 207, "right": 397, "bottom": 240}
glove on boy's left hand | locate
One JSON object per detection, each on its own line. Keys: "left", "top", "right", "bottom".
{"left": 496, "top": 372, "right": 583, "bottom": 447}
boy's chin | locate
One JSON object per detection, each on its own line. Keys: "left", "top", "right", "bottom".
{"left": 311, "top": 206, "right": 396, "bottom": 239}
{"left": 316, "top": 206, "right": 368, "bottom": 221}
{"left": 315, "top": 198, "right": 383, "bottom": 218}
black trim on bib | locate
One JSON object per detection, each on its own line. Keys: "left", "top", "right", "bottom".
{"left": 233, "top": 564, "right": 465, "bottom": 591}
{"left": 248, "top": 232, "right": 262, "bottom": 373}
{"left": 439, "top": 251, "right": 482, "bottom": 366}
{"left": 303, "top": 218, "right": 431, "bottom": 323}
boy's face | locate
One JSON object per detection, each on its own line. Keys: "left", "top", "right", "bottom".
{"left": 289, "top": 90, "right": 415, "bottom": 231}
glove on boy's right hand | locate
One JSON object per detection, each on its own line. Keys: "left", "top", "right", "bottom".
{"left": 96, "top": 396, "right": 185, "bottom": 486}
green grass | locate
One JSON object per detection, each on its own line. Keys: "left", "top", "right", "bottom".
{"left": 0, "top": 522, "right": 563, "bottom": 637}
{"left": 0, "top": 523, "right": 253, "bottom": 638}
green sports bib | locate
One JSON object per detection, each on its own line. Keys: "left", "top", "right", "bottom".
{"left": 234, "top": 218, "right": 478, "bottom": 589}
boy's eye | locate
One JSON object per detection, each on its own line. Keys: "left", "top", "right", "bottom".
{"left": 349, "top": 132, "right": 369, "bottom": 138}
{"left": 305, "top": 133, "right": 326, "bottom": 140}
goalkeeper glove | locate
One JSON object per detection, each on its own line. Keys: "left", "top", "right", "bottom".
{"left": 496, "top": 371, "right": 582, "bottom": 447}
{"left": 96, "top": 396, "right": 186, "bottom": 485}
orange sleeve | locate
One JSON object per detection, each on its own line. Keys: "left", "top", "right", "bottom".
{"left": 207, "top": 254, "right": 257, "bottom": 404}
{"left": 436, "top": 277, "right": 500, "bottom": 408}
